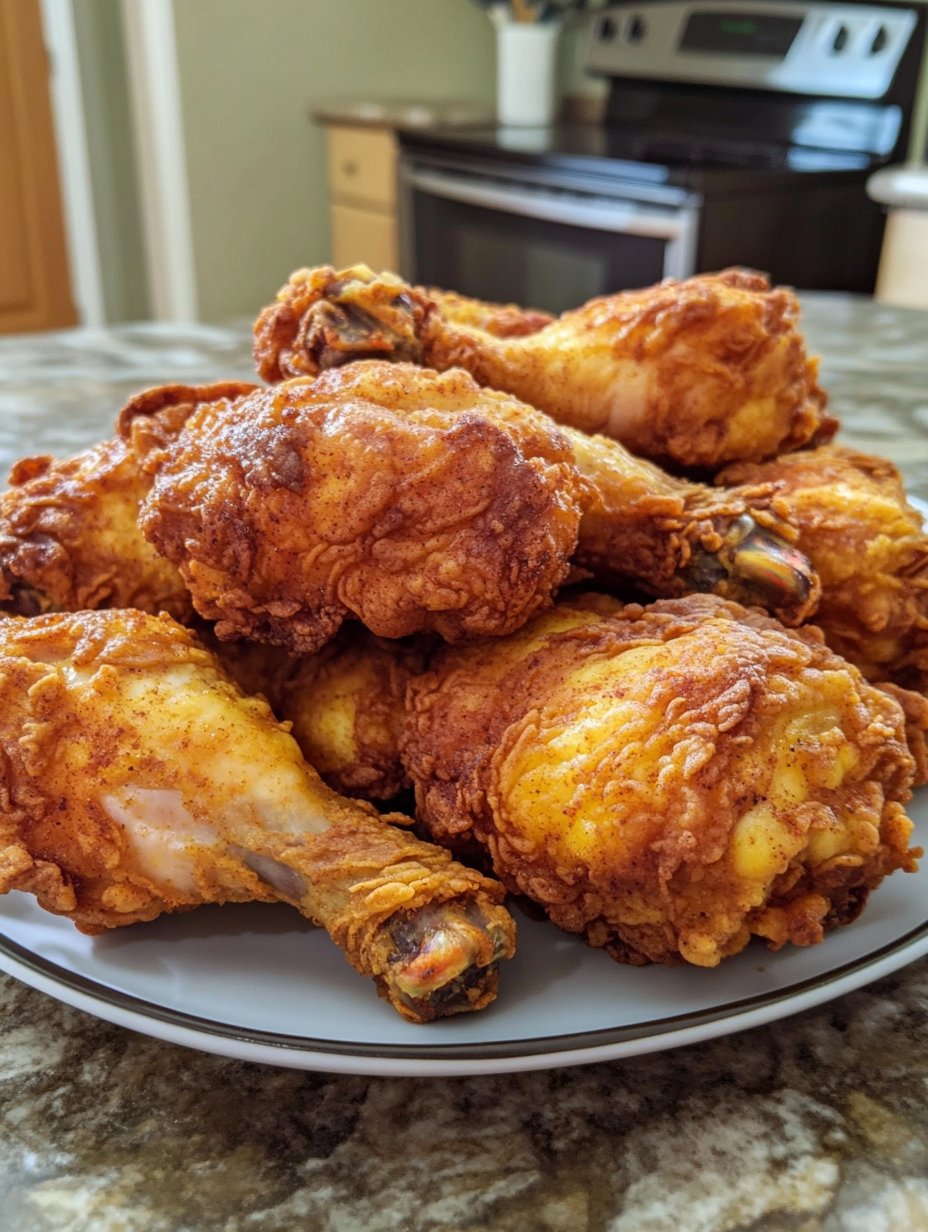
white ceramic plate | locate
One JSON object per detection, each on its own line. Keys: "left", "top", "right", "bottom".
{"left": 1, "top": 789, "right": 926, "bottom": 1076}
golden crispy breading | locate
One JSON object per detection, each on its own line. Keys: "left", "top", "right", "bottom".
{"left": 253, "top": 264, "right": 836, "bottom": 471}
{"left": 255, "top": 342, "right": 822, "bottom": 626}
{"left": 254, "top": 265, "right": 430, "bottom": 381}
{"left": 421, "top": 288, "right": 553, "bottom": 337}
{"left": 878, "top": 682, "right": 928, "bottom": 788}
{"left": 424, "top": 377, "right": 819, "bottom": 624}
{"left": 130, "top": 363, "right": 586, "bottom": 653}
{"left": 0, "top": 609, "right": 515, "bottom": 1021}
{"left": 0, "top": 382, "right": 254, "bottom": 621}
{"left": 403, "top": 593, "right": 919, "bottom": 968}
{"left": 2, "top": 359, "right": 818, "bottom": 639}
{"left": 0, "top": 442, "right": 186, "bottom": 619}
{"left": 718, "top": 446, "right": 928, "bottom": 690}
{"left": 562, "top": 425, "right": 819, "bottom": 626}
{"left": 216, "top": 627, "right": 425, "bottom": 800}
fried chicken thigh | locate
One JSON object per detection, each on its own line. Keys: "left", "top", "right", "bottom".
{"left": 402, "top": 594, "right": 918, "bottom": 967}
{"left": 254, "top": 264, "right": 836, "bottom": 472}
{"left": 0, "top": 609, "right": 515, "bottom": 1021}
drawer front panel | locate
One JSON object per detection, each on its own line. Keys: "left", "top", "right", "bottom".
{"left": 327, "top": 126, "right": 397, "bottom": 209}
{"left": 331, "top": 202, "right": 398, "bottom": 272}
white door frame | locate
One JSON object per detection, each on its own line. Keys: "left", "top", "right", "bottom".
{"left": 39, "top": 0, "right": 106, "bottom": 327}
{"left": 120, "top": 0, "right": 198, "bottom": 321}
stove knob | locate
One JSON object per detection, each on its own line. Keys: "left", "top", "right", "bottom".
{"left": 832, "top": 24, "right": 849, "bottom": 52}
{"left": 596, "top": 14, "right": 618, "bottom": 40}
{"left": 627, "top": 14, "right": 647, "bottom": 43}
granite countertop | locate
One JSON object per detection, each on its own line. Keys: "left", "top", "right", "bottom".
{"left": 2, "top": 295, "right": 928, "bottom": 1232}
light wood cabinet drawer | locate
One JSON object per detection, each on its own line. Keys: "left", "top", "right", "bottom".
{"left": 331, "top": 202, "right": 398, "bottom": 272}
{"left": 326, "top": 125, "right": 397, "bottom": 209}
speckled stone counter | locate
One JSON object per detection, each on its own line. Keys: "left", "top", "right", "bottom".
{"left": 1, "top": 296, "right": 928, "bottom": 1232}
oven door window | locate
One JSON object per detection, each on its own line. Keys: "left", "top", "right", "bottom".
{"left": 409, "top": 191, "right": 672, "bottom": 315}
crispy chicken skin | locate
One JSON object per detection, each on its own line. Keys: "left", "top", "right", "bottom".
{"left": 879, "top": 682, "right": 928, "bottom": 788}
{"left": 216, "top": 628, "right": 425, "bottom": 800}
{"left": 0, "top": 609, "right": 515, "bottom": 1021}
{"left": 130, "top": 362, "right": 816, "bottom": 651}
{"left": 408, "top": 370, "right": 818, "bottom": 623}
{"left": 421, "top": 288, "right": 553, "bottom": 337}
{"left": 560, "top": 423, "right": 819, "bottom": 625}
{"left": 0, "top": 364, "right": 817, "bottom": 637}
{"left": 402, "top": 594, "right": 919, "bottom": 967}
{"left": 718, "top": 446, "right": 928, "bottom": 691}
{"left": 0, "top": 382, "right": 254, "bottom": 621}
{"left": 130, "top": 364, "right": 586, "bottom": 653}
{"left": 0, "top": 440, "right": 188, "bottom": 619}
{"left": 254, "top": 264, "right": 836, "bottom": 472}
{"left": 466, "top": 389, "right": 819, "bottom": 624}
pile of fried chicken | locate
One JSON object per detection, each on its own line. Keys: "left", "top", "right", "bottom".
{"left": 1, "top": 264, "right": 924, "bottom": 1022}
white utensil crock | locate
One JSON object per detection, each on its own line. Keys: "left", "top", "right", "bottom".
{"left": 496, "top": 22, "right": 560, "bottom": 127}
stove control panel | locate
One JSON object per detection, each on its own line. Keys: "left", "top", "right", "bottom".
{"left": 586, "top": 1, "right": 918, "bottom": 99}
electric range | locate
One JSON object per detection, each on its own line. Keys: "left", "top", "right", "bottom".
{"left": 398, "top": 0, "right": 926, "bottom": 311}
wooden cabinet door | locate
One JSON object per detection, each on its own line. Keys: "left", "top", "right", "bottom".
{"left": 0, "top": 0, "right": 76, "bottom": 333}
{"left": 326, "top": 126, "right": 397, "bottom": 210}
{"left": 331, "top": 202, "right": 398, "bottom": 273}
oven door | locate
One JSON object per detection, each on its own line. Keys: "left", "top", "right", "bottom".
{"left": 399, "top": 162, "right": 699, "bottom": 314}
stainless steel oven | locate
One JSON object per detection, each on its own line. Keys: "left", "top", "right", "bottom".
{"left": 398, "top": 0, "right": 925, "bottom": 312}
{"left": 399, "top": 155, "right": 700, "bottom": 314}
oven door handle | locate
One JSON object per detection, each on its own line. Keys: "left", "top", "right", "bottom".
{"left": 404, "top": 167, "right": 691, "bottom": 239}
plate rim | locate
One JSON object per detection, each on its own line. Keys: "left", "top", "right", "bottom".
{"left": 2, "top": 912, "right": 927, "bottom": 1076}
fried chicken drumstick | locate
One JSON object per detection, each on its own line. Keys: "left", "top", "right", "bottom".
{"left": 0, "top": 609, "right": 515, "bottom": 1021}
{"left": 560, "top": 418, "right": 819, "bottom": 624}
{"left": 0, "top": 382, "right": 254, "bottom": 619}
{"left": 128, "top": 364, "right": 817, "bottom": 646}
{"left": 0, "top": 365, "right": 815, "bottom": 640}
{"left": 128, "top": 364, "right": 584, "bottom": 652}
{"left": 257, "top": 595, "right": 918, "bottom": 966}
{"left": 254, "top": 264, "right": 836, "bottom": 472}
{"left": 718, "top": 446, "right": 928, "bottom": 691}
{"left": 405, "top": 594, "right": 919, "bottom": 966}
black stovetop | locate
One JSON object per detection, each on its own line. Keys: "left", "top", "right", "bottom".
{"left": 399, "top": 121, "right": 881, "bottom": 196}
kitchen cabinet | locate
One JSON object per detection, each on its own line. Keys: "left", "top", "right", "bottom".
{"left": 315, "top": 102, "right": 492, "bottom": 274}
{"left": 325, "top": 124, "right": 398, "bottom": 270}
{"left": 330, "top": 200, "right": 398, "bottom": 274}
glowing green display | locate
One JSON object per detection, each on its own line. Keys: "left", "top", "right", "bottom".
{"left": 681, "top": 11, "right": 802, "bottom": 56}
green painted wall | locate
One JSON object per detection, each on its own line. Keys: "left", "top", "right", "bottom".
{"left": 71, "top": 0, "right": 150, "bottom": 321}
{"left": 558, "top": 13, "right": 607, "bottom": 104}
{"left": 171, "top": 0, "right": 497, "bottom": 322}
